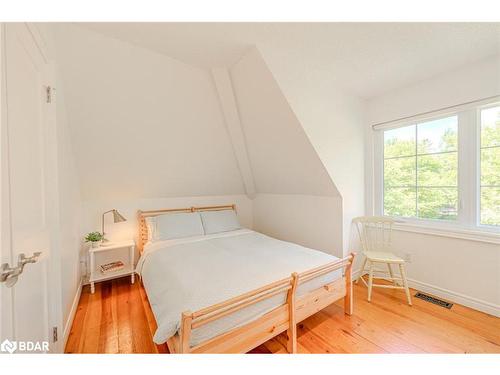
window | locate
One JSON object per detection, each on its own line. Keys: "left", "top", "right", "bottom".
{"left": 383, "top": 116, "right": 458, "bottom": 220}
{"left": 375, "top": 99, "right": 500, "bottom": 233}
{"left": 480, "top": 106, "right": 500, "bottom": 226}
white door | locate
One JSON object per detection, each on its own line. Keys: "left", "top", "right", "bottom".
{"left": 1, "top": 23, "right": 59, "bottom": 353}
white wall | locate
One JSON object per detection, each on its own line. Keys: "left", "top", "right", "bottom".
{"left": 49, "top": 27, "right": 357, "bottom": 286}
{"left": 297, "top": 91, "right": 366, "bottom": 256}
{"left": 230, "top": 48, "right": 346, "bottom": 257}
{"left": 50, "top": 26, "right": 258, "bottom": 280}
{"left": 52, "top": 24, "right": 245, "bottom": 201}
{"left": 54, "top": 75, "right": 84, "bottom": 328}
{"left": 366, "top": 55, "right": 500, "bottom": 316}
{"left": 392, "top": 231, "right": 499, "bottom": 315}
{"left": 256, "top": 48, "right": 367, "bottom": 255}
{"left": 230, "top": 48, "right": 339, "bottom": 197}
{"left": 368, "top": 55, "right": 500, "bottom": 126}
{"left": 253, "top": 195, "right": 343, "bottom": 257}
{"left": 52, "top": 27, "right": 366, "bottom": 265}
{"left": 30, "top": 24, "right": 85, "bottom": 349}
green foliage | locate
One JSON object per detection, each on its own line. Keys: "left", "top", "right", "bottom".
{"left": 384, "top": 123, "right": 458, "bottom": 220}
{"left": 85, "top": 231, "right": 103, "bottom": 242}
{"left": 383, "top": 110, "right": 500, "bottom": 226}
{"left": 480, "top": 110, "right": 500, "bottom": 226}
{"left": 481, "top": 188, "right": 500, "bottom": 225}
{"left": 384, "top": 188, "right": 415, "bottom": 217}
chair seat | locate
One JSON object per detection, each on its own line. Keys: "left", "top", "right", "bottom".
{"left": 364, "top": 251, "right": 404, "bottom": 264}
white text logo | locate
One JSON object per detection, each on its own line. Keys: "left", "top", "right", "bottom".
{"left": 0, "top": 339, "right": 48, "bottom": 353}
{"left": 0, "top": 339, "right": 17, "bottom": 354}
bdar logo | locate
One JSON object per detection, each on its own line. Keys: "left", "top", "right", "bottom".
{"left": 0, "top": 339, "right": 17, "bottom": 353}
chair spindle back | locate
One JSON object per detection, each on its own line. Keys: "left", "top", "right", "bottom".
{"left": 352, "top": 216, "right": 395, "bottom": 254}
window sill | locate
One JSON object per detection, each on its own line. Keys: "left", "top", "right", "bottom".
{"left": 392, "top": 222, "right": 500, "bottom": 245}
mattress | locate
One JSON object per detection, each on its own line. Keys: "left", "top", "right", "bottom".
{"left": 136, "top": 229, "right": 342, "bottom": 346}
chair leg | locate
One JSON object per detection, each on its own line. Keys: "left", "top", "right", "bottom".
{"left": 367, "top": 261, "right": 374, "bottom": 302}
{"left": 399, "top": 263, "right": 412, "bottom": 306}
{"left": 386, "top": 263, "right": 396, "bottom": 285}
{"left": 356, "top": 257, "right": 367, "bottom": 284}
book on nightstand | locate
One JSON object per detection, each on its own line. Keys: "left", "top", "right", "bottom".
{"left": 100, "top": 261, "right": 125, "bottom": 274}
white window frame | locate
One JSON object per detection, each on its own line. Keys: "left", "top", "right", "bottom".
{"left": 477, "top": 101, "right": 500, "bottom": 231}
{"left": 373, "top": 97, "right": 500, "bottom": 244}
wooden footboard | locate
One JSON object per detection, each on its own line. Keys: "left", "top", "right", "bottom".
{"left": 168, "top": 253, "right": 355, "bottom": 354}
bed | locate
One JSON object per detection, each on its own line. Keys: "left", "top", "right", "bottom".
{"left": 136, "top": 205, "right": 354, "bottom": 354}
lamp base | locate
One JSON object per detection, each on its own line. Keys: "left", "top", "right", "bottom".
{"left": 100, "top": 238, "right": 113, "bottom": 247}
{"left": 99, "top": 242, "right": 115, "bottom": 247}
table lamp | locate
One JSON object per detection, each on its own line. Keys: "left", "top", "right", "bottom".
{"left": 101, "top": 209, "right": 127, "bottom": 246}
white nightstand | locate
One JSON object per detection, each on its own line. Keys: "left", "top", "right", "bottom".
{"left": 89, "top": 240, "right": 136, "bottom": 294}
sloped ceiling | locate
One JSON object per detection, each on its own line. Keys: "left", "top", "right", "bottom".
{"left": 52, "top": 24, "right": 245, "bottom": 201}
{"left": 230, "top": 48, "right": 338, "bottom": 196}
{"left": 52, "top": 23, "right": 499, "bottom": 205}
{"left": 79, "top": 22, "right": 500, "bottom": 98}
{"left": 51, "top": 24, "right": 341, "bottom": 202}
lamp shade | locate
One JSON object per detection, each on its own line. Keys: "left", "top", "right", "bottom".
{"left": 112, "top": 209, "right": 126, "bottom": 223}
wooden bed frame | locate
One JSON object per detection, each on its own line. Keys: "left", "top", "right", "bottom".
{"left": 137, "top": 204, "right": 355, "bottom": 354}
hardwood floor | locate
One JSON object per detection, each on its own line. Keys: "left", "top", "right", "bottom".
{"left": 65, "top": 276, "right": 500, "bottom": 354}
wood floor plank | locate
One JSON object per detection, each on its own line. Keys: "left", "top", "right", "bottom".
{"left": 342, "top": 290, "right": 466, "bottom": 353}
{"left": 65, "top": 276, "right": 500, "bottom": 354}
{"left": 98, "top": 281, "right": 118, "bottom": 353}
{"left": 322, "top": 305, "right": 426, "bottom": 353}
{"left": 81, "top": 284, "right": 103, "bottom": 353}
{"left": 116, "top": 278, "right": 135, "bottom": 353}
{"left": 350, "top": 283, "right": 500, "bottom": 353}
{"left": 65, "top": 285, "right": 90, "bottom": 354}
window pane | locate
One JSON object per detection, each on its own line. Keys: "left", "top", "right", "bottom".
{"left": 417, "top": 116, "right": 458, "bottom": 154}
{"left": 480, "top": 188, "right": 500, "bottom": 226}
{"left": 418, "top": 152, "right": 457, "bottom": 187}
{"left": 384, "top": 156, "right": 415, "bottom": 187}
{"left": 384, "top": 188, "right": 416, "bottom": 217}
{"left": 384, "top": 125, "right": 416, "bottom": 158}
{"left": 481, "top": 106, "right": 500, "bottom": 148}
{"left": 417, "top": 188, "right": 458, "bottom": 220}
{"left": 480, "top": 147, "right": 500, "bottom": 186}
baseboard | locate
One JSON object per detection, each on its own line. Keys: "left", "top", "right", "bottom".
{"left": 63, "top": 279, "right": 83, "bottom": 349}
{"left": 353, "top": 269, "right": 500, "bottom": 317}
{"left": 406, "top": 278, "right": 500, "bottom": 317}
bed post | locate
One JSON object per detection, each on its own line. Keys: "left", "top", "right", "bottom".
{"left": 344, "top": 253, "right": 356, "bottom": 316}
{"left": 286, "top": 272, "right": 299, "bottom": 354}
{"left": 137, "top": 210, "right": 144, "bottom": 253}
{"left": 180, "top": 311, "right": 193, "bottom": 354}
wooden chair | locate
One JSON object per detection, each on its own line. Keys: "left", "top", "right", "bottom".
{"left": 352, "top": 216, "right": 412, "bottom": 305}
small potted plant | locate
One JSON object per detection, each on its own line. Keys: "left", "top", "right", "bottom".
{"left": 85, "top": 232, "right": 103, "bottom": 248}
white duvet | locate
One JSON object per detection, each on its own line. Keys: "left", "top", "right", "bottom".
{"left": 136, "top": 229, "right": 342, "bottom": 346}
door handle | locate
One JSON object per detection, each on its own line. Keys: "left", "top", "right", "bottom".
{"left": 0, "top": 252, "right": 42, "bottom": 287}
{"left": 19, "top": 252, "right": 42, "bottom": 267}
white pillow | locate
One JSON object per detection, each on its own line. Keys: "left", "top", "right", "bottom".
{"left": 145, "top": 217, "right": 156, "bottom": 241}
{"left": 200, "top": 210, "right": 241, "bottom": 234}
{"left": 154, "top": 212, "right": 204, "bottom": 241}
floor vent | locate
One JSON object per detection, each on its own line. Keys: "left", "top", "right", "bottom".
{"left": 415, "top": 292, "right": 453, "bottom": 309}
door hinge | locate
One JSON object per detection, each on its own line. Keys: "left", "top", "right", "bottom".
{"left": 46, "top": 85, "right": 53, "bottom": 103}
{"left": 52, "top": 326, "right": 58, "bottom": 343}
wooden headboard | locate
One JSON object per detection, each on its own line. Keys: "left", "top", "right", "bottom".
{"left": 137, "top": 204, "right": 236, "bottom": 253}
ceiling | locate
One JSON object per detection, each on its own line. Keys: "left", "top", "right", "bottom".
{"left": 50, "top": 24, "right": 341, "bottom": 201}
{"left": 79, "top": 22, "right": 500, "bottom": 98}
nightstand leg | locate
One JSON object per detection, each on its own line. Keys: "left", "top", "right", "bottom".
{"left": 130, "top": 245, "right": 135, "bottom": 284}
{"left": 90, "top": 251, "right": 95, "bottom": 294}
